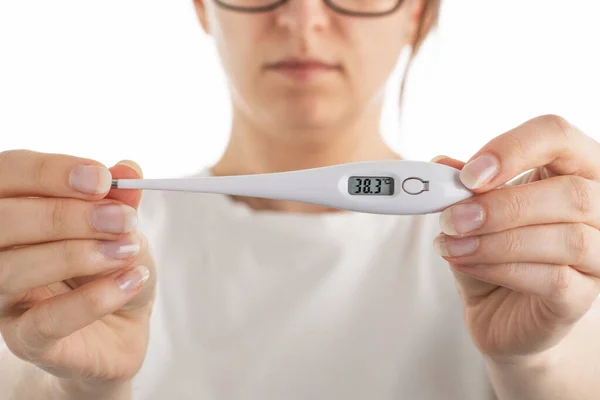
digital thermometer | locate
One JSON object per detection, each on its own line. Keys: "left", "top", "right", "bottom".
{"left": 111, "top": 160, "right": 473, "bottom": 215}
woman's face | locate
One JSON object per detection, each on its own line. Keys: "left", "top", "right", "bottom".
{"left": 194, "top": 0, "right": 424, "bottom": 132}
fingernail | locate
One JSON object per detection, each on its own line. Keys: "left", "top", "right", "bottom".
{"left": 460, "top": 154, "right": 500, "bottom": 189}
{"left": 116, "top": 265, "right": 150, "bottom": 292}
{"left": 100, "top": 235, "right": 141, "bottom": 260}
{"left": 92, "top": 204, "right": 138, "bottom": 233}
{"left": 70, "top": 165, "right": 112, "bottom": 194}
{"left": 440, "top": 203, "right": 485, "bottom": 235}
{"left": 430, "top": 155, "right": 449, "bottom": 163}
{"left": 433, "top": 235, "right": 478, "bottom": 257}
{"left": 116, "top": 160, "right": 143, "bottom": 177}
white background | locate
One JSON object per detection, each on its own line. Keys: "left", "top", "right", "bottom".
{"left": 1, "top": 0, "right": 599, "bottom": 178}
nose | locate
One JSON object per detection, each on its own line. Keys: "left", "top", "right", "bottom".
{"left": 276, "top": 0, "right": 331, "bottom": 35}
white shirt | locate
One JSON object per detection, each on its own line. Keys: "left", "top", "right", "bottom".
{"left": 131, "top": 167, "right": 493, "bottom": 399}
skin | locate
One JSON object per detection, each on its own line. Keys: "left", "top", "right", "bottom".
{"left": 432, "top": 117, "right": 600, "bottom": 399}
{"left": 0, "top": 154, "right": 155, "bottom": 398}
{"left": 1, "top": 1, "right": 600, "bottom": 399}
{"left": 198, "top": 0, "right": 424, "bottom": 212}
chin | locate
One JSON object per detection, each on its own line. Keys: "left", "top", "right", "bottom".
{"left": 265, "top": 95, "right": 350, "bottom": 132}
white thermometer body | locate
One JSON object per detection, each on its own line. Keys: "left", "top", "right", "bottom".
{"left": 112, "top": 160, "right": 473, "bottom": 215}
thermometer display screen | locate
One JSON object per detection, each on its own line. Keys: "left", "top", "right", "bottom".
{"left": 348, "top": 177, "right": 394, "bottom": 196}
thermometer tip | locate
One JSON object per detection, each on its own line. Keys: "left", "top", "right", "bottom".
{"left": 111, "top": 179, "right": 119, "bottom": 189}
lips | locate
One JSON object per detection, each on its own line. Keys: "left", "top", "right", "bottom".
{"left": 265, "top": 57, "right": 342, "bottom": 81}
{"left": 268, "top": 58, "right": 340, "bottom": 70}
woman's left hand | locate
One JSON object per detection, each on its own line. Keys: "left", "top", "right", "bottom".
{"left": 432, "top": 114, "right": 600, "bottom": 359}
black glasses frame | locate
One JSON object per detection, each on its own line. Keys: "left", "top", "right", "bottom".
{"left": 213, "top": 0, "right": 405, "bottom": 18}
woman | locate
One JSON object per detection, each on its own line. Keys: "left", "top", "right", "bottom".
{"left": 1, "top": 0, "right": 600, "bottom": 399}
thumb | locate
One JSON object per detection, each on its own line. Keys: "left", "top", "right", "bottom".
{"left": 430, "top": 156, "right": 498, "bottom": 300}
{"left": 107, "top": 160, "right": 143, "bottom": 210}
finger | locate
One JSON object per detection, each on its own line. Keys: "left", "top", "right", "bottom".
{"left": 434, "top": 223, "right": 600, "bottom": 276}
{"left": 458, "top": 114, "right": 600, "bottom": 191}
{"left": 430, "top": 155, "right": 466, "bottom": 170}
{"left": 2, "top": 264, "right": 151, "bottom": 360}
{"left": 0, "top": 232, "right": 142, "bottom": 298}
{"left": 450, "top": 262, "right": 600, "bottom": 321}
{"left": 106, "top": 160, "right": 143, "bottom": 210}
{"left": 0, "top": 197, "right": 137, "bottom": 248}
{"left": 59, "top": 230, "right": 156, "bottom": 315}
{"left": 447, "top": 267, "right": 498, "bottom": 302}
{"left": 439, "top": 175, "right": 600, "bottom": 237}
{"left": 431, "top": 155, "right": 523, "bottom": 188}
{"left": 0, "top": 150, "right": 112, "bottom": 199}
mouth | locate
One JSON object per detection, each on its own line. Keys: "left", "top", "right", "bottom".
{"left": 265, "top": 57, "right": 342, "bottom": 81}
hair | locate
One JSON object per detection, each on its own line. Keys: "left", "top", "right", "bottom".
{"left": 399, "top": 0, "right": 441, "bottom": 106}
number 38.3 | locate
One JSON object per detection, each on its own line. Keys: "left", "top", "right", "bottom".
{"left": 355, "top": 178, "right": 382, "bottom": 194}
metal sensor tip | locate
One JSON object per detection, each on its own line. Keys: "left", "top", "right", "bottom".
{"left": 111, "top": 180, "right": 119, "bottom": 189}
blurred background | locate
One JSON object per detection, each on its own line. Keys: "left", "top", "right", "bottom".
{"left": 0, "top": 0, "right": 598, "bottom": 178}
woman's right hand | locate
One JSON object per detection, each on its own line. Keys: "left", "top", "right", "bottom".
{"left": 0, "top": 150, "right": 156, "bottom": 394}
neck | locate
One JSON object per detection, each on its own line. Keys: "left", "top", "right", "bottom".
{"left": 211, "top": 103, "right": 401, "bottom": 213}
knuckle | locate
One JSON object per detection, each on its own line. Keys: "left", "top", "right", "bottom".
{"left": 83, "top": 240, "right": 115, "bottom": 275}
{"left": 0, "top": 150, "right": 27, "bottom": 171}
{"left": 31, "top": 302, "right": 59, "bottom": 344}
{"left": 2, "top": 336, "right": 34, "bottom": 363}
{"left": 568, "top": 223, "right": 592, "bottom": 266}
{"left": 566, "top": 176, "right": 593, "bottom": 219}
{"left": 60, "top": 240, "right": 84, "bottom": 271}
{"left": 45, "top": 198, "right": 68, "bottom": 237}
{"left": 502, "top": 230, "right": 525, "bottom": 255}
{"left": 548, "top": 265, "right": 574, "bottom": 303}
{"left": 538, "top": 114, "right": 574, "bottom": 142}
{"left": 505, "top": 262, "right": 522, "bottom": 280}
{"left": 0, "top": 151, "right": 13, "bottom": 176}
{"left": 502, "top": 190, "right": 529, "bottom": 225}
{"left": 31, "top": 154, "right": 51, "bottom": 192}
{"left": 78, "top": 286, "right": 107, "bottom": 315}
{"left": 502, "top": 131, "right": 530, "bottom": 161}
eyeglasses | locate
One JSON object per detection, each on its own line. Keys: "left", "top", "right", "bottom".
{"left": 213, "top": 0, "right": 405, "bottom": 18}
